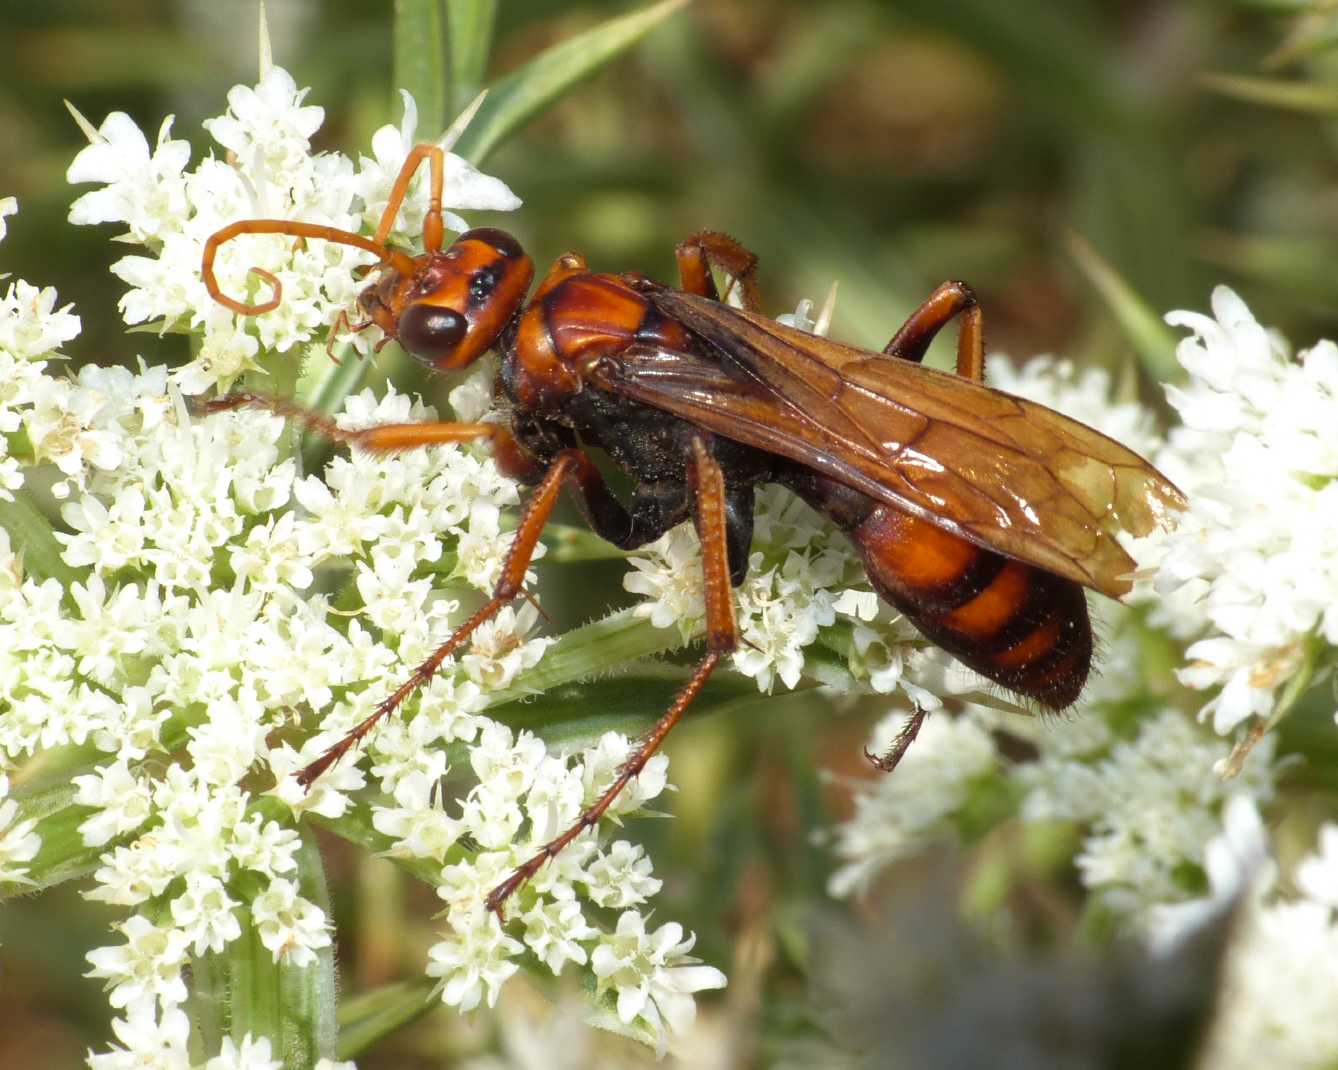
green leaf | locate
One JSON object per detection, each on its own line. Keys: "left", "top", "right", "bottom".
{"left": 455, "top": 0, "right": 690, "bottom": 163}
{"left": 1067, "top": 232, "right": 1179, "bottom": 384}
{"left": 446, "top": 0, "right": 498, "bottom": 116}
{"left": 489, "top": 669, "right": 783, "bottom": 750}
{"left": 486, "top": 607, "right": 687, "bottom": 702}
{"left": 1199, "top": 71, "right": 1338, "bottom": 115}
{"left": 337, "top": 979, "right": 441, "bottom": 1060}
{"left": 0, "top": 784, "right": 104, "bottom": 900}
{"left": 395, "top": 0, "right": 448, "bottom": 138}
{"left": 0, "top": 489, "right": 78, "bottom": 588}
{"left": 191, "top": 829, "right": 338, "bottom": 1068}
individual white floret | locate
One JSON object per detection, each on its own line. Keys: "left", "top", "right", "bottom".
{"left": 589, "top": 911, "right": 726, "bottom": 1053}
{"left": 84, "top": 914, "right": 191, "bottom": 1011}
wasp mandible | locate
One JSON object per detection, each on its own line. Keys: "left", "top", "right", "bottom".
{"left": 200, "top": 142, "right": 1184, "bottom": 915}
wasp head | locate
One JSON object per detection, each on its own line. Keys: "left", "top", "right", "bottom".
{"left": 371, "top": 228, "right": 534, "bottom": 371}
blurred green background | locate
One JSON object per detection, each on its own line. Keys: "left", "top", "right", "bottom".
{"left": 1, "top": 0, "right": 1334, "bottom": 1066}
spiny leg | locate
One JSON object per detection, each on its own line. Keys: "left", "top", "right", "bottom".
{"left": 864, "top": 703, "right": 927, "bottom": 773}
{"left": 324, "top": 309, "right": 377, "bottom": 363}
{"left": 200, "top": 392, "right": 704, "bottom": 789}
{"left": 882, "top": 280, "right": 985, "bottom": 382}
{"left": 676, "top": 230, "right": 762, "bottom": 311}
{"left": 484, "top": 435, "right": 740, "bottom": 917}
{"left": 200, "top": 391, "right": 702, "bottom": 788}
{"left": 297, "top": 446, "right": 594, "bottom": 787}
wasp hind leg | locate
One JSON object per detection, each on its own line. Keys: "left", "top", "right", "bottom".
{"left": 882, "top": 281, "right": 985, "bottom": 382}
{"left": 675, "top": 231, "right": 762, "bottom": 311}
{"left": 484, "top": 435, "right": 739, "bottom": 917}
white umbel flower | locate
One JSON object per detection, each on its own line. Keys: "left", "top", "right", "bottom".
{"left": 1144, "top": 287, "right": 1338, "bottom": 735}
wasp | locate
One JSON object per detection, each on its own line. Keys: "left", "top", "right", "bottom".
{"left": 200, "top": 143, "right": 1184, "bottom": 915}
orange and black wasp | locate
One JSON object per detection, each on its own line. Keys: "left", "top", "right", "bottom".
{"left": 200, "top": 143, "right": 1184, "bottom": 915}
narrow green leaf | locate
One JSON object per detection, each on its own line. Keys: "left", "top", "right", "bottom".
{"left": 1067, "top": 232, "right": 1179, "bottom": 384}
{"left": 1199, "top": 71, "right": 1338, "bottom": 115}
{"left": 1232, "top": 0, "right": 1314, "bottom": 10}
{"left": 1264, "top": 15, "right": 1338, "bottom": 67}
{"left": 1198, "top": 229, "right": 1338, "bottom": 306}
{"left": 395, "top": 0, "right": 448, "bottom": 138}
{"left": 0, "top": 489, "right": 78, "bottom": 588}
{"left": 455, "top": 0, "right": 690, "bottom": 164}
{"left": 337, "top": 979, "right": 440, "bottom": 1060}
{"left": 487, "top": 608, "right": 686, "bottom": 703}
{"left": 489, "top": 669, "right": 782, "bottom": 749}
{"left": 192, "top": 828, "right": 337, "bottom": 1068}
{"left": 446, "top": 0, "right": 498, "bottom": 116}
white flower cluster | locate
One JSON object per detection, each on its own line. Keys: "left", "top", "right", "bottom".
{"left": 1151, "top": 797, "right": 1338, "bottom": 1069}
{"left": 1136, "top": 287, "right": 1338, "bottom": 735}
{"left": 66, "top": 65, "right": 518, "bottom": 394}
{"left": 0, "top": 213, "right": 83, "bottom": 498}
{"left": 406, "top": 724, "right": 726, "bottom": 1048}
{"left": 1017, "top": 710, "right": 1276, "bottom": 922}
{"left": 91, "top": 999, "right": 355, "bottom": 1070}
{"left": 0, "top": 67, "right": 725, "bottom": 1063}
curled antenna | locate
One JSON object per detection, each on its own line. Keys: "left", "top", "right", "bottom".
{"left": 200, "top": 220, "right": 417, "bottom": 316}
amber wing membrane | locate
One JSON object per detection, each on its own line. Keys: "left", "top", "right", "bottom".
{"left": 601, "top": 289, "right": 1185, "bottom": 598}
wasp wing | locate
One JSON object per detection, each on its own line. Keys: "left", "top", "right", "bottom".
{"left": 597, "top": 289, "right": 1183, "bottom": 598}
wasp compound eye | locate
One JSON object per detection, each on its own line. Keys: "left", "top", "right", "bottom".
{"left": 398, "top": 303, "right": 468, "bottom": 366}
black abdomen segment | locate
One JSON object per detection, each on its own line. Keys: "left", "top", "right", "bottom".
{"left": 793, "top": 477, "right": 1092, "bottom": 709}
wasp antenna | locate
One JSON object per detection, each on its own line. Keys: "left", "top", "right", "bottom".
{"left": 201, "top": 219, "right": 410, "bottom": 317}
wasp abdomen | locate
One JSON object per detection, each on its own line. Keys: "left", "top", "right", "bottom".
{"left": 807, "top": 491, "right": 1091, "bottom": 709}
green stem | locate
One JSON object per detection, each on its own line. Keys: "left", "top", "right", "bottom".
{"left": 191, "top": 828, "right": 338, "bottom": 1067}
